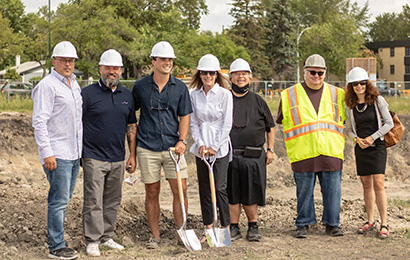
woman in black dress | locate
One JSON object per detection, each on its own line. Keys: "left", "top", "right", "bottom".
{"left": 345, "top": 67, "right": 393, "bottom": 239}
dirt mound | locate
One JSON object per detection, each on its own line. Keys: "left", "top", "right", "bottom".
{"left": 1, "top": 112, "right": 410, "bottom": 259}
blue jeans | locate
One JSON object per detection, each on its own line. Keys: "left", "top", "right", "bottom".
{"left": 293, "top": 171, "right": 342, "bottom": 227}
{"left": 43, "top": 158, "right": 80, "bottom": 251}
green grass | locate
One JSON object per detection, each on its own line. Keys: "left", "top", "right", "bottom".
{"left": 405, "top": 229, "right": 410, "bottom": 239}
{"left": 264, "top": 96, "right": 281, "bottom": 114}
{"left": 0, "top": 95, "right": 33, "bottom": 112}
{"left": 383, "top": 97, "right": 410, "bottom": 114}
{"left": 388, "top": 198, "right": 410, "bottom": 208}
{"left": 263, "top": 96, "right": 410, "bottom": 115}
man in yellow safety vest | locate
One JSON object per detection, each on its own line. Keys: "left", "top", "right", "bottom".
{"left": 276, "top": 54, "right": 345, "bottom": 238}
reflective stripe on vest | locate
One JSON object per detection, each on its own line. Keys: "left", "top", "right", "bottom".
{"left": 284, "top": 120, "right": 344, "bottom": 141}
{"left": 287, "top": 83, "right": 340, "bottom": 127}
{"left": 281, "top": 83, "right": 345, "bottom": 163}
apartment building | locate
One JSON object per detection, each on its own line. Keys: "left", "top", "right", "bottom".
{"left": 366, "top": 39, "right": 410, "bottom": 89}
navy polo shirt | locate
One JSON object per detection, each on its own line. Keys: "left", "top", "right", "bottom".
{"left": 132, "top": 73, "right": 192, "bottom": 151}
{"left": 82, "top": 79, "right": 137, "bottom": 162}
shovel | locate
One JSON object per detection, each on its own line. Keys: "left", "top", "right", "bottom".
{"left": 169, "top": 148, "right": 201, "bottom": 252}
{"left": 201, "top": 152, "right": 231, "bottom": 247}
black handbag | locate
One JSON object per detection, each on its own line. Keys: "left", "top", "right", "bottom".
{"left": 242, "top": 146, "right": 263, "bottom": 158}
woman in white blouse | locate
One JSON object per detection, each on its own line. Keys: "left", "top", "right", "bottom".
{"left": 189, "top": 54, "right": 233, "bottom": 243}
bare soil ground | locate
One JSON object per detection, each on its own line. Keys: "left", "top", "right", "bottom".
{"left": 1, "top": 112, "right": 410, "bottom": 259}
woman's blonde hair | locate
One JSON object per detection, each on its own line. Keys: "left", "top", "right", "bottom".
{"left": 189, "top": 70, "right": 229, "bottom": 89}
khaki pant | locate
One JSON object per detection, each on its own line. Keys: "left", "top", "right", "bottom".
{"left": 137, "top": 146, "right": 188, "bottom": 184}
{"left": 82, "top": 158, "right": 124, "bottom": 244}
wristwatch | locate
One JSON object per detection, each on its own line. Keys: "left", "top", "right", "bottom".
{"left": 267, "top": 147, "right": 273, "bottom": 152}
{"left": 178, "top": 139, "right": 187, "bottom": 145}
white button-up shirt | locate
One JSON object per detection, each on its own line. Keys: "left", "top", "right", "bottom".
{"left": 32, "top": 69, "right": 83, "bottom": 164}
{"left": 189, "top": 83, "right": 233, "bottom": 158}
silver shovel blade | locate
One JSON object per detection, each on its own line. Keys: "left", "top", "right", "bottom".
{"left": 178, "top": 228, "right": 202, "bottom": 251}
{"left": 205, "top": 227, "right": 231, "bottom": 247}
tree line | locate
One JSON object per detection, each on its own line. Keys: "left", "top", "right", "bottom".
{"left": 0, "top": 0, "right": 409, "bottom": 81}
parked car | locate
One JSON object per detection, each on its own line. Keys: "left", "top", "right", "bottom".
{"left": 376, "top": 82, "right": 400, "bottom": 96}
{"left": 0, "top": 82, "right": 34, "bottom": 97}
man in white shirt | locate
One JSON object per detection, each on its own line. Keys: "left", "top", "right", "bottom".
{"left": 32, "top": 41, "right": 82, "bottom": 260}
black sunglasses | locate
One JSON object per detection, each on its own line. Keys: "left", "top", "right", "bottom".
{"left": 200, "top": 71, "right": 217, "bottom": 76}
{"left": 352, "top": 81, "right": 367, "bottom": 87}
{"left": 307, "top": 70, "right": 325, "bottom": 76}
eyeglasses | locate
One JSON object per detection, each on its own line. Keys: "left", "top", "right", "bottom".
{"left": 307, "top": 70, "right": 325, "bottom": 76}
{"left": 352, "top": 81, "right": 367, "bottom": 87}
{"left": 233, "top": 113, "right": 249, "bottom": 128}
{"left": 55, "top": 58, "right": 75, "bottom": 65}
{"left": 150, "top": 85, "right": 169, "bottom": 111}
{"left": 200, "top": 71, "right": 217, "bottom": 76}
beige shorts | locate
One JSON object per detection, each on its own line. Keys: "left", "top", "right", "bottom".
{"left": 137, "top": 146, "right": 188, "bottom": 184}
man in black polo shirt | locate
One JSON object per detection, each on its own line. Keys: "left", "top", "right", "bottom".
{"left": 82, "top": 49, "right": 137, "bottom": 256}
{"left": 227, "top": 58, "right": 275, "bottom": 242}
{"left": 132, "top": 41, "right": 192, "bottom": 249}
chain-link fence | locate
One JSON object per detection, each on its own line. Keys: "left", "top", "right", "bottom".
{"left": 249, "top": 80, "right": 410, "bottom": 99}
{"left": 3, "top": 77, "right": 410, "bottom": 99}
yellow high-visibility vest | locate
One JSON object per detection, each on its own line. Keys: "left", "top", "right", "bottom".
{"left": 281, "top": 83, "right": 345, "bottom": 163}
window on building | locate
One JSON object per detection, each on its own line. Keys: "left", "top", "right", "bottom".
{"left": 390, "top": 47, "right": 395, "bottom": 57}
{"left": 390, "top": 65, "right": 395, "bottom": 74}
{"left": 406, "top": 65, "right": 410, "bottom": 74}
{"left": 390, "top": 82, "right": 395, "bottom": 88}
{"left": 406, "top": 47, "right": 410, "bottom": 56}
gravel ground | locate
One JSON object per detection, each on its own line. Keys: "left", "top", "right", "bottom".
{"left": 1, "top": 112, "right": 410, "bottom": 259}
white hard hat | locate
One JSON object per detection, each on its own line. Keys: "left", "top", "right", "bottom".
{"left": 347, "top": 67, "right": 369, "bottom": 83}
{"left": 197, "top": 54, "right": 220, "bottom": 71}
{"left": 150, "top": 41, "right": 176, "bottom": 58}
{"left": 229, "top": 58, "right": 252, "bottom": 76}
{"left": 52, "top": 41, "right": 78, "bottom": 59}
{"left": 99, "top": 49, "right": 123, "bottom": 66}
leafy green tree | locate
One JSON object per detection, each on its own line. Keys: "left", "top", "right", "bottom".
{"left": 51, "top": 0, "right": 139, "bottom": 78}
{"left": 5, "top": 68, "right": 21, "bottom": 79}
{"left": 177, "top": 31, "right": 250, "bottom": 71}
{"left": 368, "top": 13, "right": 400, "bottom": 41}
{"left": 368, "top": 4, "right": 410, "bottom": 41}
{"left": 228, "top": 0, "right": 270, "bottom": 79}
{"left": 290, "top": 0, "right": 369, "bottom": 30}
{"left": 0, "top": 0, "right": 25, "bottom": 32}
{"left": 20, "top": 7, "right": 51, "bottom": 77}
{"left": 265, "top": 0, "right": 297, "bottom": 80}
{"left": 0, "top": 13, "right": 22, "bottom": 68}
{"left": 300, "top": 13, "right": 364, "bottom": 78}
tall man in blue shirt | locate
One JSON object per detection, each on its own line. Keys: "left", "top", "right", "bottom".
{"left": 81, "top": 49, "right": 137, "bottom": 256}
{"left": 132, "top": 41, "right": 192, "bottom": 249}
{"left": 32, "top": 41, "right": 82, "bottom": 260}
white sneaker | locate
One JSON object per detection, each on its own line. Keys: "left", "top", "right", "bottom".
{"left": 86, "top": 243, "right": 101, "bottom": 257}
{"left": 100, "top": 239, "right": 124, "bottom": 250}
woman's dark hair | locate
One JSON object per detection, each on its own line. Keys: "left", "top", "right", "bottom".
{"left": 189, "top": 70, "right": 229, "bottom": 90}
{"left": 344, "top": 81, "right": 380, "bottom": 109}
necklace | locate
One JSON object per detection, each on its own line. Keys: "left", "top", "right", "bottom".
{"left": 355, "top": 103, "right": 367, "bottom": 113}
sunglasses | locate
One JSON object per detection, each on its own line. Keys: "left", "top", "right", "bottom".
{"left": 200, "top": 71, "right": 217, "bottom": 76}
{"left": 307, "top": 70, "right": 325, "bottom": 76}
{"left": 55, "top": 58, "right": 75, "bottom": 65}
{"left": 352, "top": 81, "right": 367, "bottom": 87}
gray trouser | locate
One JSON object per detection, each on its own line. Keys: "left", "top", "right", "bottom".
{"left": 82, "top": 158, "right": 124, "bottom": 244}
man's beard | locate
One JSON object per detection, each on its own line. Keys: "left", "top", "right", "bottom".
{"left": 102, "top": 74, "right": 120, "bottom": 88}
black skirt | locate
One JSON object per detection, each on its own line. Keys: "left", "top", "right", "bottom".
{"left": 354, "top": 139, "right": 387, "bottom": 175}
